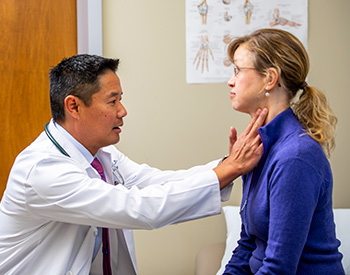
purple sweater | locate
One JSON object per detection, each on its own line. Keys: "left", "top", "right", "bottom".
{"left": 223, "top": 108, "right": 344, "bottom": 275}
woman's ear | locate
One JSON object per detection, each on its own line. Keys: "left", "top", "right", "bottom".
{"left": 64, "top": 95, "right": 81, "bottom": 119}
{"left": 265, "top": 67, "right": 279, "bottom": 91}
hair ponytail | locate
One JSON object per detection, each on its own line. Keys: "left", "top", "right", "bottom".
{"left": 292, "top": 85, "right": 337, "bottom": 157}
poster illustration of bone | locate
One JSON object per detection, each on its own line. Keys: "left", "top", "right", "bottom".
{"left": 186, "top": 0, "right": 308, "bottom": 83}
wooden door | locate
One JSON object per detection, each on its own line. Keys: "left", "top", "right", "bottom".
{"left": 0, "top": 0, "right": 77, "bottom": 198}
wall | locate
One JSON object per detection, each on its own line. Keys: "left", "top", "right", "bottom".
{"left": 102, "top": 0, "right": 350, "bottom": 274}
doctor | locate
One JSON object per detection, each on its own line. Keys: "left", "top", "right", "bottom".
{"left": 0, "top": 54, "right": 267, "bottom": 275}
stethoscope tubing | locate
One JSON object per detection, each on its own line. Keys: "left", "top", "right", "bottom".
{"left": 45, "top": 122, "right": 70, "bottom": 157}
{"left": 44, "top": 122, "right": 124, "bottom": 185}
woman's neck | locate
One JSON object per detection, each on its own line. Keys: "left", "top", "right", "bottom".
{"left": 259, "top": 86, "right": 291, "bottom": 125}
{"left": 263, "top": 105, "right": 289, "bottom": 125}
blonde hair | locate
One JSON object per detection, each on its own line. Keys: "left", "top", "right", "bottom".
{"left": 228, "top": 28, "right": 337, "bottom": 157}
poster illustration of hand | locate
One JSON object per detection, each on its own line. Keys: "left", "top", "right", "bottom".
{"left": 186, "top": 0, "right": 308, "bottom": 83}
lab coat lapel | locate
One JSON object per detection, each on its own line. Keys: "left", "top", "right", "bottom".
{"left": 96, "top": 149, "right": 114, "bottom": 185}
{"left": 97, "top": 150, "right": 138, "bottom": 274}
{"left": 46, "top": 120, "right": 90, "bottom": 167}
{"left": 109, "top": 228, "right": 137, "bottom": 274}
{"left": 90, "top": 229, "right": 137, "bottom": 275}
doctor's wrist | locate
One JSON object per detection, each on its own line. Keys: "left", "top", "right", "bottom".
{"left": 218, "top": 155, "right": 229, "bottom": 166}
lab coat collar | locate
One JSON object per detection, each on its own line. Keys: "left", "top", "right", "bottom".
{"left": 46, "top": 119, "right": 95, "bottom": 172}
{"left": 47, "top": 120, "right": 116, "bottom": 185}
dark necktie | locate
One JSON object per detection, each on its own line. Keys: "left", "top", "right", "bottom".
{"left": 91, "top": 158, "right": 112, "bottom": 275}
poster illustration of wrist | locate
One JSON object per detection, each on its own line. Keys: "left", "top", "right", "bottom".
{"left": 186, "top": 0, "right": 308, "bottom": 84}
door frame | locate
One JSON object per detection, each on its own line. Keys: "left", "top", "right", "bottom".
{"left": 77, "top": 0, "right": 103, "bottom": 55}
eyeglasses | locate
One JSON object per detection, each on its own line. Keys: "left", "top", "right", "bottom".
{"left": 233, "top": 66, "right": 256, "bottom": 77}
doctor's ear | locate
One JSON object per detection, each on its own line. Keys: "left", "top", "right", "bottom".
{"left": 265, "top": 68, "right": 279, "bottom": 90}
{"left": 64, "top": 95, "right": 82, "bottom": 119}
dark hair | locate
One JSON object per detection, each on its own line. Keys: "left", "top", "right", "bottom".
{"left": 49, "top": 54, "right": 120, "bottom": 122}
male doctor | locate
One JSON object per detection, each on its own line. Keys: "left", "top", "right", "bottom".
{"left": 0, "top": 54, "right": 267, "bottom": 275}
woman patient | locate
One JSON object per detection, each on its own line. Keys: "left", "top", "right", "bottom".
{"left": 222, "top": 28, "right": 344, "bottom": 274}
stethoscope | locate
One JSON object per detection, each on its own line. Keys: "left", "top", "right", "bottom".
{"left": 44, "top": 122, "right": 125, "bottom": 185}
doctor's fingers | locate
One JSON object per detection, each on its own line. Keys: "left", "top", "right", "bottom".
{"left": 227, "top": 134, "right": 263, "bottom": 176}
{"left": 228, "top": 127, "right": 237, "bottom": 154}
{"left": 242, "top": 108, "right": 268, "bottom": 138}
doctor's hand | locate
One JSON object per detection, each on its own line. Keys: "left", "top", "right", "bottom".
{"left": 214, "top": 108, "right": 268, "bottom": 189}
{"left": 228, "top": 126, "right": 237, "bottom": 155}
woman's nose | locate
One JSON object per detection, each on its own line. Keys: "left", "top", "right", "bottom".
{"left": 227, "top": 74, "right": 236, "bottom": 88}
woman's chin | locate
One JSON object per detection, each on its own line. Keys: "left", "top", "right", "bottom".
{"left": 231, "top": 104, "right": 245, "bottom": 113}
{"left": 231, "top": 103, "right": 239, "bottom": 111}
{"left": 232, "top": 106, "right": 253, "bottom": 117}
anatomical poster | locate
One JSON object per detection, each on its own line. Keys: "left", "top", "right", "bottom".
{"left": 186, "top": 0, "right": 308, "bottom": 83}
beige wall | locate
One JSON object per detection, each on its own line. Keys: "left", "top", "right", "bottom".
{"left": 102, "top": 0, "right": 350, "bottom": 274}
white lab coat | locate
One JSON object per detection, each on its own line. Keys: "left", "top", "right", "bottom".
{"left": 0, "top": 120, "right": 232, "bottom": 275}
